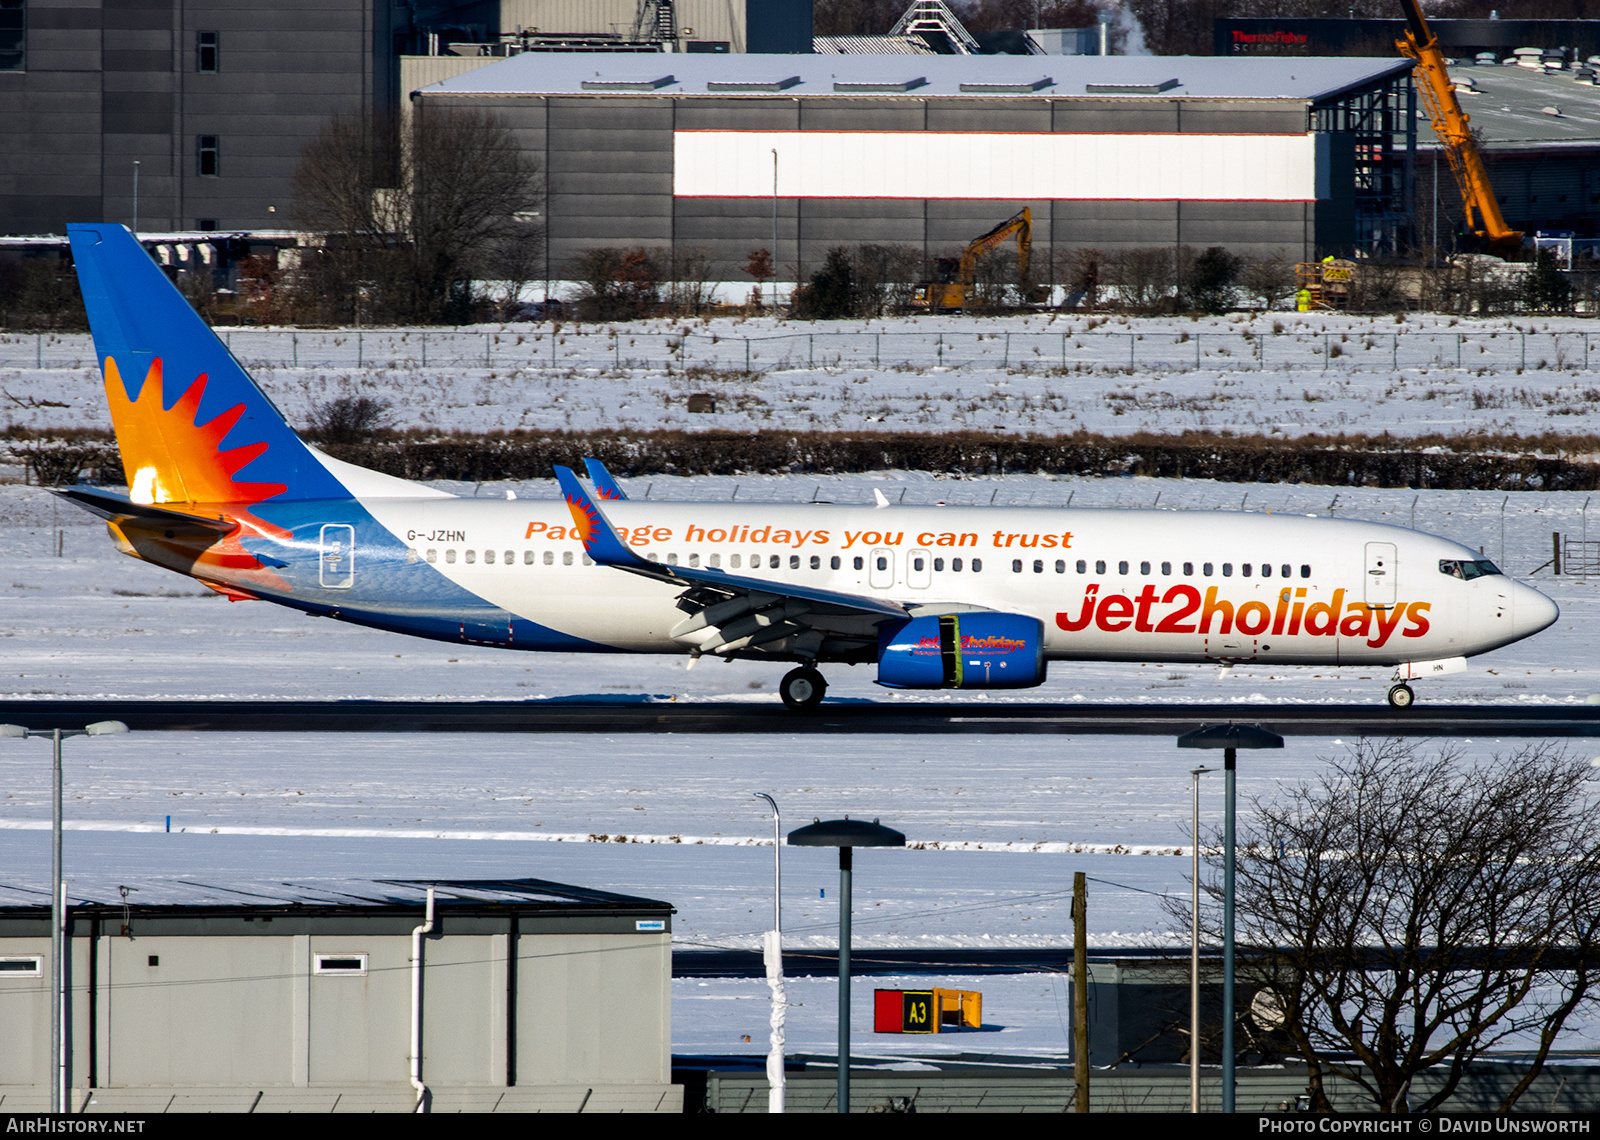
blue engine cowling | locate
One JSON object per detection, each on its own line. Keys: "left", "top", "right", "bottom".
{"left": 877, "top": 612, "right": 1047, "bottom": 689}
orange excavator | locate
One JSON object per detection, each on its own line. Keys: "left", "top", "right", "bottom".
{"left": 1395, "top": 0, "right": 1522, "bottom": 255}
{"left": 914, "top": 207, "right": 1043, "bottom": 310}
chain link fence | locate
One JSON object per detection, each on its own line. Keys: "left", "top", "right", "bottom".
{"left": 4, "top": 328, "right": 1597, "bottom": 375}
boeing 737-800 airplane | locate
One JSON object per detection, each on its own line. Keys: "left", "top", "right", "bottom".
{"left": 57, "top": 224, "right": 1559, "bottom": 710}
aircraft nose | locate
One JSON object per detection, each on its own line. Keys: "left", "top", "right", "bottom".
{"left": 1512, "top": 582, "right": 1559, "bottom": 640}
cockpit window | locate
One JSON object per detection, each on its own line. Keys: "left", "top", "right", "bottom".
{"left": 1439, "top": 559, "right": 1502, "bottom": 580}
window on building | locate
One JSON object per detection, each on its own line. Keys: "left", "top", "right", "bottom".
{"left": 0, "top": 0, "right": 23, "bottom": 71}
{"left": 196, "top": 30, "right": 219, "bottom": 73}
{"left": 197, "top": 135, "right": 220, "bottom": 177}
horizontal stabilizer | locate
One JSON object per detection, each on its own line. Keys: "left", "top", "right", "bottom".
{"left": 53, "top": 486, "right": 236, "bottom": 535}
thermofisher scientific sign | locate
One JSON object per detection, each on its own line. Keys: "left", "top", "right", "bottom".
{"left": 673, "top": 130, "right": 1325, "bottom": 201}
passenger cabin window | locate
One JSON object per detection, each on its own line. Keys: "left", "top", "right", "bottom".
{"left": 426, "top": 549, "right": 437, "bottom": 563}
{"left": 483, "top": 550, "right": 494, "bottom": 564}
{"left": 1118, "top": 561, "right": 1129, "bottom": 575}
{"left": 563, "top": 551, "right": 573, "bottom": 566}
{"left": 790, "top": 555, "right": 800, "bottom": 569}
{"left": 543, "top": 551, "right": 553, "bottom": 565}
{"left": 1140, "top": 561, "right": 1151, "bottom": 575}
{"left": 1300, "top": 564, "right": 1311, "bottom": 578}
{"left": 971, "top": 558, "right": 983, "bottom": 572}
{"left": 830, "top": 556, "right": 840, "bottom": 569}
{"left": 1076, "top": 560, "right": 1086, "bottom": 574}
{"left": 769, "top": 555, "right": 780, "bottom": 569}
{"left": 1013, "top": 559, "right": 1023, "bottom": 573}
{"left": 1055, "top": 560, "right": 1066, "bottom": 574}
{"left": 730, "top": 555, "right": 741, "bottom": 568}
{"left": 854, "top": 556, "right": 864, "bottom": 570}
{"left": 710, "top": 554, "right": 721, "bottom": 568}
{"left": 523, "top": 551, "right": 534, "bottom": 565}
{"left": 1095, "top": 560, "right": 1106, "bottom": 574}
{"left": 1281, "top": 564, "right": 1291, "bottom": 578}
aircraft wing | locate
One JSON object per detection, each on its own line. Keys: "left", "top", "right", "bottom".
{"left": 555, "top": 466, "right": 907, "bottom": 660}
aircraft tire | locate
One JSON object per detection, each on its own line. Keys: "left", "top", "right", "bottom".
{"left": 780, "top": 667, "right": 827, "bottom": 712}
{"left": 1386, "top": 683, "right": 1416, "bottom": 710}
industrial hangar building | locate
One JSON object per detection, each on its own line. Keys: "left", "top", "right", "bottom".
{"left": 0, "top": 877, "right": 678, "bottom": 1112}
{"left": 415, "top": 53, "right": 1417, "bottom": 282}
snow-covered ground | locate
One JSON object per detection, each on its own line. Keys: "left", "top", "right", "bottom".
{"left": 5, "top": 466, "right": 1600, "bottom": 1057}
{"left": 5, "top": 311, "right": 1600, "bottom": 441}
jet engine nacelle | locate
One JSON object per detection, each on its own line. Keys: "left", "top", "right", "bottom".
{"left": 877, "top": 612, "right": 1047, "bottom": 689}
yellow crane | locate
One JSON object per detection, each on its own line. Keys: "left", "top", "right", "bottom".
{"left": 914, "top": 208, "right": 1039, "bottom": 310}
{"left": 1395, "top": 0, "right": 1522, "bottom": 255}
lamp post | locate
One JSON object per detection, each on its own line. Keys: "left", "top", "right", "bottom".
{"left": 1188, "top": 763, "right": 1213, "bottom": 1112}
{"left": 0, "top": 721, "right": 129, "bottom": 1113}
{"left": 1176, "top": 723, "right": 1283, "bottom": 1114}
{"left": 770, "top": 148, "right": 779, "bottom": 313}
{"left": 787, "top": 817, "right": 905, "bottom": 1114}
{"left": 752, "top": 792, "right": 784, "bottom": 1113}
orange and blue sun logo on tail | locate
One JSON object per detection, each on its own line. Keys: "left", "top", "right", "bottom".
{"left": 68, "top": 224, "right": 349, "bottom": 518}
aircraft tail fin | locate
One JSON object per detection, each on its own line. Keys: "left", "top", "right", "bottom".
{"left": 583, "top": 457, "right": 628, "bottom": 500}
{"left": 67, "top": 223, "right": 348, "bottom": 508}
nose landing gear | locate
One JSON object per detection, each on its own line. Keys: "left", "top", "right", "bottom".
{"left": 1386, "top": 683, "right": 1415, "bottom": 710}
{"left": 780, "top": 667, "right": 827, "bottom": 712}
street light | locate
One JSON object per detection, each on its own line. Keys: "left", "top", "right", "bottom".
{"left": 1177, "top": 723, "right": 1283, "bottom": 1115}
{"left": 0, "top": 720, "right": 129, "bottom": 1112}
{"left": 1188, "top": 763, "right": 1214, "bottom": 1113}
{"left": 787, "top": 816, "right": 905, "bottom": 1114}
{"left": 752, "top": 792, "right": 784, "bottom": 1113}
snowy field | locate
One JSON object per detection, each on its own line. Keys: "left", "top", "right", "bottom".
{"left": 5, "top": 311, "right": 1600, "bottom": 442}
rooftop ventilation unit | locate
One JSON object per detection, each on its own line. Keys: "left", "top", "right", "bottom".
{"left": 582, "top": 75, "right": 676, "bottom": 91}
{"left": 959, "top": 77, "right": 1054, "bottom": 93}
{"left": 833, "top": 77, "right": 928, "bottom": 93}
{"left": 707, "top": 76, "right": 801, "bottom": 92}
{"left": 1086, "top": 78, "right": 1182, "bottom": 95}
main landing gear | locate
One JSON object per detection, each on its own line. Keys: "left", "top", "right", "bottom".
{"left": 1386, "top": 683, "right": 1416, "bottom": 710}
{"left": 780, "top": 667, "right": 827, "bottom": 712}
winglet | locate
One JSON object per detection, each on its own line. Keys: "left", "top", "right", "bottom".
{"left": 554, "top": 465, "right": 646, "bottom": 567}
{"left": 583, "top": 458, "right": 628, "bottom": 501}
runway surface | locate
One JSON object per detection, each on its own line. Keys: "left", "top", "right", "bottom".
{"left": 1, "top": 699, "right": 1597, "bottom": 736}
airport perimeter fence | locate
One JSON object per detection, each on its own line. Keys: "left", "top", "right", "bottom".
{"left": 5, "top": 328, "right": 1600, "bottom": 376}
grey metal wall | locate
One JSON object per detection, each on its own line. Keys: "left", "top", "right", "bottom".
{"left": 0, "top": 927, "right": 671, "bottom": 1098}
{"left": 422, "top": 90, "right": 1337, "bottom": 285}
{"left": 0, "top": 0, "right": 391, "bottom": 235}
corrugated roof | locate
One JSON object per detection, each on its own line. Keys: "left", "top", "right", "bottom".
{"left": 0, "top": 876, "right": 669, "bottom": 912}
{"left": 421, "top": 52, "right": 1413, "bottom": 102}
{"left": 1426, "top": 63, "right": 1600, "bottom": 149}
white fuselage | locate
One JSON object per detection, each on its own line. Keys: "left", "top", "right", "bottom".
{"left": 353, "top": 497, "right": 1555, "bottom": 667}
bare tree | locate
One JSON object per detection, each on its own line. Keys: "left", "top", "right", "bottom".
{"left": 1238, "top": 253, "right": 1300, "bottom": 311}
{"left": 291, "top": 108, "right": 543, "bottom": 324}
{"left": 1178, "top": 740, "right": 1600, "bottom": 1113}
